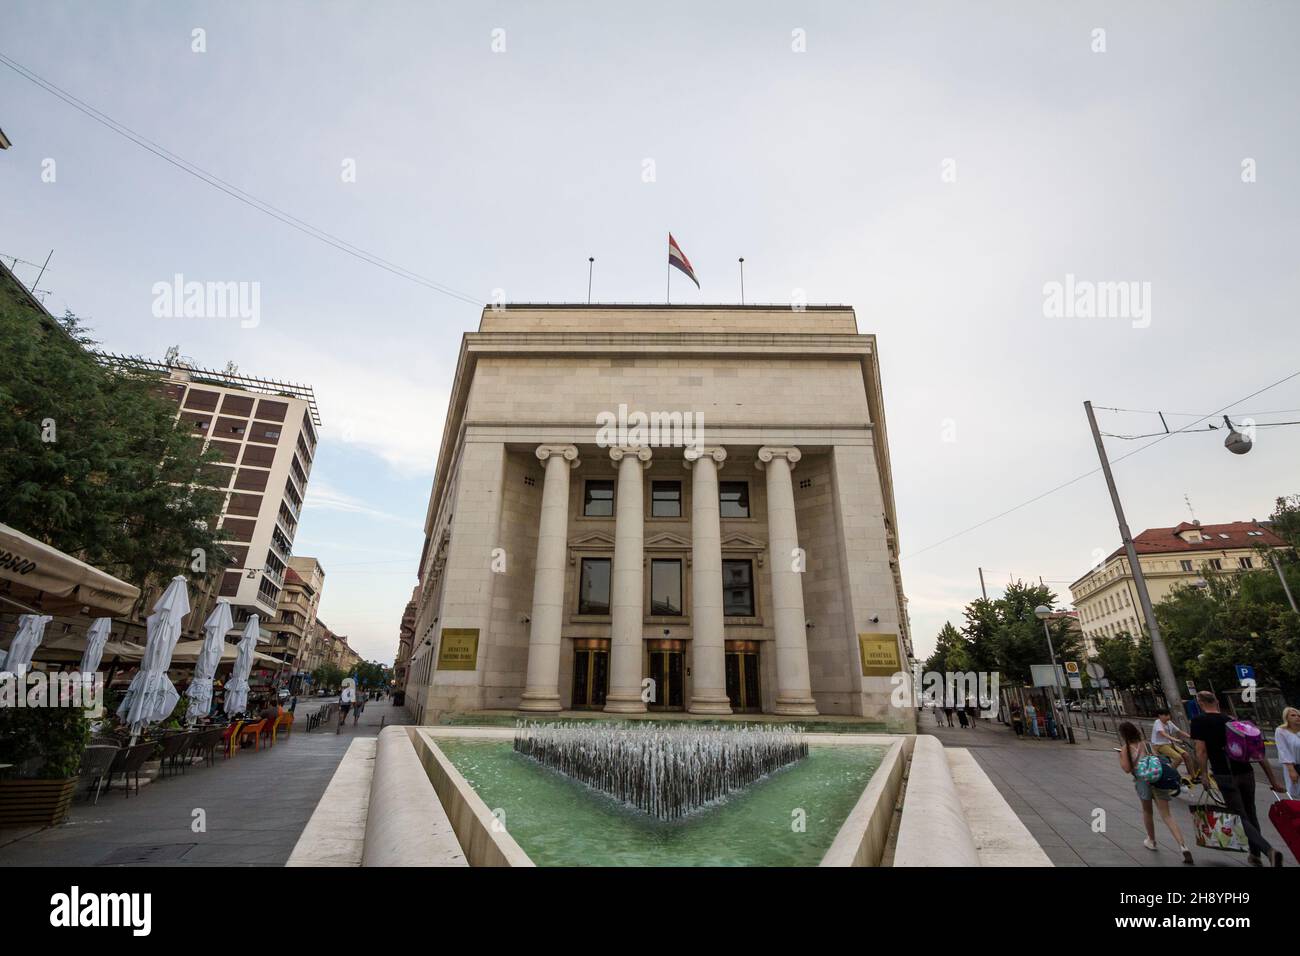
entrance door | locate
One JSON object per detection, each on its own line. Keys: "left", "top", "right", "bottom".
{"left": 572, "top": 640, "right": 609, "bottom": 709}
{"left": 725, "top": 641, "right": 761, "bottom": 712}
{"left": 647, "top": 640, "right": 684, "bottom": 710}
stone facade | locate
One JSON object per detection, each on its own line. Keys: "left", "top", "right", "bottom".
{"left": 403, "top": 305, "right": 912, "bottom": 728}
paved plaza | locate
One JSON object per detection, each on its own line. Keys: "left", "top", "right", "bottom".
{"left": 927, "top": 714, "right": 1290, "bottom": 867}
{"left": 0, "top": 699, "right": 408, "bottom": 867}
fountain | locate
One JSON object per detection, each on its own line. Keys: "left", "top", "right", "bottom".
{"left": 512, "top": 721, "right": 808, "bottom": 820}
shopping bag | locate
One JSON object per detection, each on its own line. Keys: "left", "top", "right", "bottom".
{"left": 1189, "top": 790, "right": 1249, "bottom": 852}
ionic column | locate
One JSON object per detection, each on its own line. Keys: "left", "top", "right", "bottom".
{"left": 603, "top": 445, "right": 651, "bottom": 714}
{"left": 685, "top": 446, "right": 732, "bottom": 715}
{"left": 519, "top": 444, "right": 579, "bottom": 712}
{"left": 756, "top": 446, "right": 819, "bottom": 716}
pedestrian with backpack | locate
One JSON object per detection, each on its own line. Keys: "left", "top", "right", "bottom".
{"left": 1190, "top": 691, "right": 1286, "bottom": 867}
{"left": 1118, "top": 721, "right": 1194, "bottom": 863}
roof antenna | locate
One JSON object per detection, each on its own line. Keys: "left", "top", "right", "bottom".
{"left": 1183, "top": 493, "right": 1197, "bottom": 524}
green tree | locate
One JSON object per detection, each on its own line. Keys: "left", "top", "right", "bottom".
{"left": 981, "top": 581, "right": 1083, "bottom": 685}
{"left": 312, "top": 663, "right": 344, "bottom": 692}
{"left": 0, "top": 295, "right": 228, "bottom": 595}
{"left": 924, "top": 621, "right": 971, "bottom": 673}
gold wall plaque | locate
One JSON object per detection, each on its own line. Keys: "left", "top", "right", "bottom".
{"left": 436, "top": 628, "right": 480, "bottom": 671}
{"left": 858, "top": 633, "right": 901, "bottom": 677}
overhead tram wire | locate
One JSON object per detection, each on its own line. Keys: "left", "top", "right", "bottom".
{"left": 900, "top": 368, "right": 1300, "bottom": 562}
{"left": 0, "top": 51, "right": 483, "bottom": 308}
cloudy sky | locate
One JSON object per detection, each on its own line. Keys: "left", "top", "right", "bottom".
{"left": 3, "top": 1, "right": 1298, "bottom": 664}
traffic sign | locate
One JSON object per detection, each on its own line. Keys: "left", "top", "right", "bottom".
{"left": 1086, "top": 662, "right": 1105, "bottom": 680}
{"left": 1235, "top": 664, "right": 1255, "bottom": 685}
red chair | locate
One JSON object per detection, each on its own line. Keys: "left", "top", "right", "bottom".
{"left": 222, "top": 721, "right": 244, "bottom": 758}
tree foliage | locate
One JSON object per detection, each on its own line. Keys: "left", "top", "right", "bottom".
{"left": 934, "top": 580, "right": 1083, "bottom": 684}
{"left": 0, "top": 296, "right": 228, "bottom": 595}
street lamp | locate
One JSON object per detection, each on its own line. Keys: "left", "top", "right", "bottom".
{"left": 1223, "top": 416, "right": 1252, "bottom": 455}
{"left": 1035, "top": 605, "right": 1075, "bottom": 744}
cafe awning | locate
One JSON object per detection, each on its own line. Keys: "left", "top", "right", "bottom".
{"left": 0, "top": 522, "right": 140, "bottom": 618}
{"left": 171, "top": 639, "right": 281, "bottom": 666}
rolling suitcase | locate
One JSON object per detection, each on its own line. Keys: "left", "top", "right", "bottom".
{"left": 1269, "top": 793, "right": 1300, "bottom": 864}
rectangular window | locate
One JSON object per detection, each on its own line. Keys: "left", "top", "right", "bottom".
{"left": 651, "top": 481, "right": 682, "bottom": 518}
{"left": 1208, "top": 558, "right": 1223, "bottom": 571}
{"left": 719, "top": 481, "right": 751, "bottom": 518}
{"left": 650, "top": 559, "right": 683, "bottom": 616}
{"left": 722, "top": 559, "right": 755, "bottom": 616}
{"left": 583, "top": 480, "right": 615, "bottom": 517}
{"left": 1239, "top": 557, "right": 1253, "bottom": 569}
{"left": 578, "top": 558, "right": 611, "bottom": 615}
{"left": 1179, "top": 560, "right": 1193, "bottom": 572}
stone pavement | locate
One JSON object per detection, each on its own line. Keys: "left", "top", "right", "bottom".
{"left": 0, "top": 698, "right": 408, "bottom": 867}
{"left": 922, "top": 712, "right": 1291, "bottom": 867}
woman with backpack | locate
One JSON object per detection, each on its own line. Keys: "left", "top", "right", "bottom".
{"left": 1118, "top": 721, "right": 1194, "bottom": 864}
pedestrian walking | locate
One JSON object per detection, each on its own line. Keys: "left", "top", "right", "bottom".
{"left": 942, "top": 702, "right": 955, "bottom": 727}
{"left": 1118, "top": 721, "right": 1194, "bottom": 864}
{"left": 1275, "top": 707, "right": 1300, "bottom": 800}
{"left": 1190, "top": 691, "right": 1287, "bottom": 867}
{"left": 353, "top": 692, "right": 364, "bottom": 726}
{"left": 337, "top": 678, "right": 356, "bottom": 734}
{"left": 965, "top": 697, "right": 979, "bottom": 728}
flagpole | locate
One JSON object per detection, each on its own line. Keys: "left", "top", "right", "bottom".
{"left": 587, "top": 257, "right": 594, "bottom": 304}
{"left": 666, "top": 256, "right": 670, "bottom": 304}
{"left": 738, "top": 257, "right": 745, "bottom": 304}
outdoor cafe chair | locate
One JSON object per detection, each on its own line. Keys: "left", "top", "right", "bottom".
{"left": 156, "top": 732, "right": 194, "bottom": 778}
{"left": 188, "top": 728, "right": 222, "bottom": 769}
{"left": 77, "top": 744, "right": 120, "bottom": 805}
{"left": 237, "top": 719, "right": 267, "bottom": 751}
{"left": 106, "top": 742, "right": 155, "bottom": 798}
{"left": 221, "top": 720, "right": 244, "bottom": 759}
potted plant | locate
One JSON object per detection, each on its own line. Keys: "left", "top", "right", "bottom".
{"left": 0, "top": 707, "right": 90, "bottom": 827}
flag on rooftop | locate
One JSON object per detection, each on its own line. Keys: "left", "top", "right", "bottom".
{"left": 668, "top": 233, "right": 699, "bottom": 289}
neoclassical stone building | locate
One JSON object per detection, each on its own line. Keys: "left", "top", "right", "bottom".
{"left": 403, "top": 305, "right": 912, "bottom": 727}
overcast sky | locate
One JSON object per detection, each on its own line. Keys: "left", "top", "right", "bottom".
{"left": 3, "top": 1, "right": 1298, "bottom": 665}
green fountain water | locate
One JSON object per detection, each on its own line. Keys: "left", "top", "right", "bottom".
{"left": 436, "top": 737, "right": 884, "bottom": 866}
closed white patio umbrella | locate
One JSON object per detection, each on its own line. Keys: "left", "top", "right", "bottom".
{"left": 186, "top": 599, "right": 232, "bottom": 721}
{"left": 223, "top": 614, "right": 260, "bottom": 716}
{"left": 79, "top": 617, "right": 114, "bottom": 675}
{"left": 0, "top": 613, "right": 54, "bottom": 675}
{"left": 117, "top": 575, "right": 191, "bottom": 732}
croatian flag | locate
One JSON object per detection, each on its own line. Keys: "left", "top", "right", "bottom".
{"left": 668, "top": 233, "right": 699, "bottom": 289}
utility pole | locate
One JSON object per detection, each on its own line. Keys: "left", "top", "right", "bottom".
{"left": 978, "top": 567, "right": 988, "bottom": 600}
{"left": 1084, "top": 401, "right": 1186, "bottom": 714}
{"left": 1272, "top": 552, "right": 1298, "bottom": 613}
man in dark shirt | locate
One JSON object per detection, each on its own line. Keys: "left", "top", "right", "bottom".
{"left": 1190, "top": 691, "right": 1285, "bottom": 865}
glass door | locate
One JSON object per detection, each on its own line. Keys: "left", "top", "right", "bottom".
{"left": 647, "top": 640, "right": 685, "bottom": 710}
{"left": 725, "top": 640, "right": 761, "bottom": 712}
{"left": 572, "top": 640, "right": 609, "bottom": 709}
